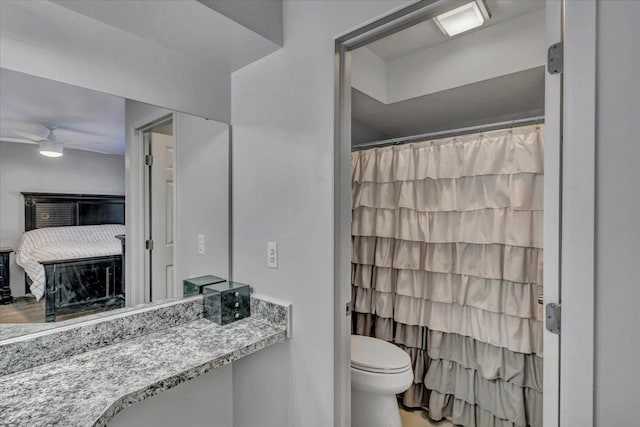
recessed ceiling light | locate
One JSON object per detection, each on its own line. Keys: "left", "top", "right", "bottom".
{"left": 434, "top": 0, "right": 491, "bottom": 37}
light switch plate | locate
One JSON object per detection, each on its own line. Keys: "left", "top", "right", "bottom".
{"left": 267, "top": 242, "right": 278, "bottom": 268}
{"left": 198, "top": 234, "right": 206, "bottom": 255}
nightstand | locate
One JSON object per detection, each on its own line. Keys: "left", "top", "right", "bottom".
{"left": 0, "top": 247, "right": 13, "bottom": 304}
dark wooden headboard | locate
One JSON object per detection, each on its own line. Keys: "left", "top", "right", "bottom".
{"left": 22, "top": 192, "right": 125, "bottom": 231}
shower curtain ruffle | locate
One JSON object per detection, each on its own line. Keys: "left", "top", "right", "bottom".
{"left": 353, "top": 313, "right": 543, "bottom": 392}
{"left": 352, "top": 237, "right": 543, "bottom": 285}
{"left": 429, "top": 390, "right": 542, "bottom": 427}
{"left": 426, "top": 359, "right": 542, "bottom": 425}
{"left": 352, "top": 289, "right": 542, "bottom": 355}
{"left": 352, "top": 206, "right": 543, "bottom": 248}
{"left": 352, "top": 274, "right": 540, "bottom": 318}
{"left": 351, "top": 266, "right": 542, "bottom": 308}
{"left": 351, "top": 125, "right": 544, "bottom": 427}
{"left": 400, "top": 344, "right": 431, "bottom": 384}
{"left": 351, "top": 126, "right": 543, "bottom": 183}
{"left": 352, "top": 174, "right": 543, "bottom": 213}
{"left": 427, "top": 330, "right": 543, "bottom": 392}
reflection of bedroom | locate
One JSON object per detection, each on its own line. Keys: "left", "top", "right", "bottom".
{"left": 0, "top": 69, "right": 126, "bottom": 323}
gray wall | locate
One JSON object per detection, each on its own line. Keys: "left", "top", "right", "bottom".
{"left": 198, "top": 0, "right": 283, "bottom": 46}
{"left": 0, "top": 142, "right": 125, "bottom": 297}
{"left": 351, "top": 119, "right": 388, "bottom": 145}
{"left": 595, "top": 1, "right": 640, "bottom": 424}
{"left": 386, "top": 9, "right": 545, "bottom": 103}
{"left": 124, "top": 101, "right": 230, "bottom": 303}
{"left": 176, "top": 113, "right": 229, "bottom": 284}
{"left": 109, "top": 364, "right": 232, "bottom": 427}
{"left": 0, "top": 1, "right": 231, "bottom": 122}
{"left": 230, "top": 1, "right": 410, "bottom": 426}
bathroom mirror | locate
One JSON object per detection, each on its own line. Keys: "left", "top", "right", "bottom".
{"left": 0, "top": 69, "right": 230, "bottom": 340}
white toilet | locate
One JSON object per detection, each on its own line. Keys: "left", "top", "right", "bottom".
{"left": 351, "top": 335, "right": 414, "bottom": 427}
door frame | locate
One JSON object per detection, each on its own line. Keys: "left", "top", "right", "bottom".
{"left": 126, "top": 111, "right": 176, "bottom": 306}
{"left": 560, "top": 1, "right": 597, "bottom": 425}
{"left": 333, "top": 0, "right": 596, "bottom": 425}
{"left": 543, "top": 0, "right": 562, "bottom": 425}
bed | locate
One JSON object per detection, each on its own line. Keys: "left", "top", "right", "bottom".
{"left": 16, "top": 193, "right": 126, "bottom": 322}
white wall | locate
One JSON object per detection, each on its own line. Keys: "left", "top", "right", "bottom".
{"left": 230, "top": 1, "right": 410, "bottom": 426}
{"left": 594, "top": 1, "right": 640, "bottom": 425}
{"left": 386, "top": 9, "right": 545, "bottom": 103}
{"left": 0, "top": 142, "right": 125, "bottom": 297}
{"left": 109, "top": 364, "right": 233, "bottom": 427}
{"left": 0, "top": 0, "right": 230, "bottom": 122}
{"left": 176, "top": 113, "right": 229, "bottom": 283}
{"left": 351, "top": 47, "right": 388, "bottom": 103}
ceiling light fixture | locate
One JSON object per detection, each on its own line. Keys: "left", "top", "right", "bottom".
{"left": 39, "top": 140, "right": 64, "bottom": 157}
{"left": 434, "top": 0, "right": 491, "bottom": 37}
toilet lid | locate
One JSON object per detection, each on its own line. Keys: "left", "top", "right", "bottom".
{"left": 351, "top": 335, "right": 411, "bottom": 374}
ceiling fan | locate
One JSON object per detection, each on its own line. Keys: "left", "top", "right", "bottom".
{"left": 0, "top": 124, "right": 111, "bottom": 157}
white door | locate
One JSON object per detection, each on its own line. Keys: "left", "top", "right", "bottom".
{"left": 148, "top": 132, "right": 175, "bottom": 301}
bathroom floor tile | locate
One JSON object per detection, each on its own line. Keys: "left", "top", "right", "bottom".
{"left": 399, "top": 406, "right": 457, "bottom": 427}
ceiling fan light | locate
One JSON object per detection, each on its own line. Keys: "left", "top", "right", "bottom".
{"left": 39, "top": 140, "right": 64, "bottom": 157}
{"left": 39, "top": 151, "right": 63, "bottom": 158}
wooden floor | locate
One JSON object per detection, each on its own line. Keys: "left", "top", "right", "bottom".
{"left": 0, "top": 296, "right": 117, "bottom": 323}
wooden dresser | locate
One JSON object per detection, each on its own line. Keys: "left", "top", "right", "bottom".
{"left": 0, "top": 247, "right": 13, "bottom": 304}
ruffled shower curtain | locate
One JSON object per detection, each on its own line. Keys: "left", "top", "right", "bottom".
{"left": 351, "top": 125, "right": 544, "bottom": 427}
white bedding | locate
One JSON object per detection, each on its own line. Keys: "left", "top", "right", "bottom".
{"left": 15, "top": 224, "right": 125, "bottom": 300}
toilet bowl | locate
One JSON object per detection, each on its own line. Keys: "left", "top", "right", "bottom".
{"left": 351, "top": 335, "right": 414, "bottom": 427}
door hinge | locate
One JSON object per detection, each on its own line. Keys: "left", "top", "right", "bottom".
{"left": 145, "top": 239, "right": 154, "bottom": 250}
{"left": 345, "top": 302, "right": 351, "bottom": 317}
{"left": 545, "top": 303, "right": 561, "bottom": 335}
{"left": 145, "top": 154, "right": 154, "bottom": 166}
{"left": 548, "top": 42, "right": 563, "bottom": 74}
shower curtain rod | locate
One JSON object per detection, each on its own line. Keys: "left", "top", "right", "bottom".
{"left": 351, "top": 115, "right": 545, "bottom": 151}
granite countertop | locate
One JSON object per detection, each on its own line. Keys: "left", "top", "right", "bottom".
{"left": 0, "top": 316, "right": 286, "bottom": 426}
{"left": 0, "top": 323, "right": 58, "bottom": 340}
{"left": 0, "top": 297, "right": 191, "bottom": 342}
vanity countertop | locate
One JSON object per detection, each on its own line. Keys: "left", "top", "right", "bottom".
{"left": 0, "top": 316, "right": 286, "bottom": 426}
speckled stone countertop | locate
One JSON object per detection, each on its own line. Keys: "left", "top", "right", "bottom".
{"left": 0, "top": 297, "right": 204, "bottom": 376}
{"left": 0, "top": 297, "right": 190, "bottom": 342}
{"left": 0, "top": 322, "right": 56, "bottom": 340}
{"left": 0, "top": 316, "right": 287, "bottom": 426}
